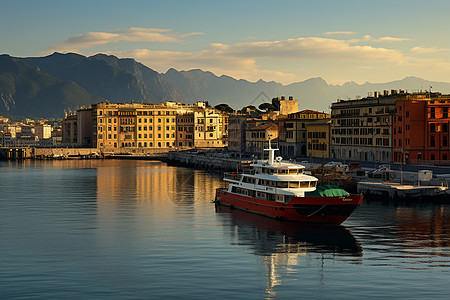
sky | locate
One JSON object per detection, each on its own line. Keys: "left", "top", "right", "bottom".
{"left": 2, "top": 0, "right": 450, "bottom": 85}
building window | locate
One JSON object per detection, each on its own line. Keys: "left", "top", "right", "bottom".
{"left": 430, "top": 123, "right": 436, "bottom": 132}
{"left": 430, "top": 136, "right": 436, "bottom": 147}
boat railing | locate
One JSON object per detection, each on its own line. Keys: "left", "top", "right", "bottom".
{"left": 223, "top": 172, "right": 242, "bottom": 181}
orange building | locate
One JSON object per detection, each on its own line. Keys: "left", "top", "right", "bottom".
{"left": 393, "top": 94, "right": 450, "bottom": 164}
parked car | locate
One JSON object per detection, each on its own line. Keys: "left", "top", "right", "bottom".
{"left": 324, "top": 161, "right": 342, "bottom": 168}
{"left": 324, "top": 161, "right": 349, "bottom": 172}
{"left": 370, "top": 164, "right": 391, "bottom": 178}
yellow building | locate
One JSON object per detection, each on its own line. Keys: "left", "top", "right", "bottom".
{"left": 279, "top": 110, "right": 330, "bottom": 158}
{"left": 63, "top": 101, "right": 229, "bottom": 149}
{"left": 306, "top": 119, "right": 331, "bottom": 158}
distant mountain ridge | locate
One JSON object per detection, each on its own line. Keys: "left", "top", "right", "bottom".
{"left": 2, "top": 52, "right": 450, "bottom": 118}
{"left": 21, "top": 52, "right": 187, "bottom": 104}
{"left": 0, "top": 54, "right": 102, "bottom": 118}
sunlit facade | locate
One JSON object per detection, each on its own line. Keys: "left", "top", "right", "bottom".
{"left": 63, "top": 101, "right": 229, "bottom": 149}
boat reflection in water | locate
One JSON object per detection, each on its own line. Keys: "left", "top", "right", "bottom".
{"left": 216, "top": 205, "right": 362, "bottom": 297}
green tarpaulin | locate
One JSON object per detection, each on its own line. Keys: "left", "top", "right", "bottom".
{"left": 305, "top": 185, "right": 349, "bottom": 197}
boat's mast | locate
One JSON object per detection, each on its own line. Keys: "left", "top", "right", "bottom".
{"left": 265, "top": 138, "right": 278, "bottom": 164}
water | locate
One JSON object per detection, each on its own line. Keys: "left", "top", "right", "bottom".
{"left": 1, "top": 160, "right": 450, "bottom": 299}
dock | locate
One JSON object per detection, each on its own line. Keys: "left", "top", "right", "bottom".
{"left": 357, "top": 180, "right": 450, "bottom": 202}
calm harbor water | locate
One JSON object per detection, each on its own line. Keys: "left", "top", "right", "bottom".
{"left": 1, "top": 159, "right": 450, "bottom": 299}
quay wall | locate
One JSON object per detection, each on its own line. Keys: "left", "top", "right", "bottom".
{"left": 166, "top": 152, "right": 252, "bottom": 172}
{"left": 0, "top": 147, "right": 173, "bottom": 160}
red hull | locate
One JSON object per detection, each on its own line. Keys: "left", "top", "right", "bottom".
{"left": 215, "top": 189, "right": 363, "bottom": 225}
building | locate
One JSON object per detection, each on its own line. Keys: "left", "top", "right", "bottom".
{"left": 393, "top": 93, "right": 450, "bottom": 164}
{"left": 62, "top": 101, "right": 229, "bottom": 149}
{"left": 176, "top": 113, "right": 194, "bottom": 147}
{"left": 35, "top": 124, "right": 52, "bottom": 140}
{"left": 193, "top": 108, "right": 227, "bottom": 148}
{"left": 246, "top": 122, "right": 278, "bottom": 158}
{"left": 0, "top": 131, "right": 12, "bottom": 146}
{"left": 279, "top": 110, "right": 330, "bottom": 159}
{"left": 330, "top": 91, "right": 396, "bottom": 163}
{"left": 272, "top": 96, "right": 299, "bottom": 115}
{"left": 306, "top": 119, "right": 331, "bottom": 159}
{"left": 228, "top": 115, "right": 252, "bottom": 155}
{"left": 62, "top": 113, "right": 77, "bottom": 145}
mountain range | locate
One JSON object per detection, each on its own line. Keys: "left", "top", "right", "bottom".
{"left": 1, "top": 52, "right": 450, "bottom": 118}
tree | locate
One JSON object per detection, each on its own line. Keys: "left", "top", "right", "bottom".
{"left": 214, "top": 103, "right": 234, "bottom": 113}
{"left": 258, "top": 102, "right": 274, "bottom": 112}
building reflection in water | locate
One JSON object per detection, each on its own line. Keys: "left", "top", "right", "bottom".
{"left": 391, "top": 205, "right": 450, "bottom": 259}
{"left": 94, "top": 160, "right": 223, "bottom": 226}
{"left": 216, "top": 205, "right": 362, "bottom": 297}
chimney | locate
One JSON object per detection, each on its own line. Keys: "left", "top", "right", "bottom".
{"left": 374, "top": 91, "right": 380, "bottom": 98}
{"left": 384, "top": 90, "right": 389, "bottom": 96}
{"left": 289, "top": 96, "right": 293, "bottom": 100}
{"left": 281, "top": 96, "right": 285, "bottom": 100}
{"left": 391, "top": 89, "right": 398, "bottom": 95}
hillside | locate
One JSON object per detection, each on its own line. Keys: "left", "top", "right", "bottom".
{"left": 0, "top": 55, "right": 102, "bottom": 118}
{"left": 21, "top": 53, "right": 187, "bottom": 104}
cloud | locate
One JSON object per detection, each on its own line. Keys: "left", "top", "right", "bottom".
{"left": 323, "top": 31, "right": 356, "bottom": 36}
{"left": 41, "top": 27, "right": 204, "bottom": 54}
{"left": 410, "top": 46, "right": 449, "bottom": 54}
{"left": 362, "top": 35, "right": 410, "bottom": 42}
{"left": 212, "top": 37, "right": 405, "bottom": 62}
{"left": 103, "top": 36, "right": 408, "bottom": 83}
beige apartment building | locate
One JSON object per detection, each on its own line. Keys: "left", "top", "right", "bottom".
{"left": 63, "top": 101, "right": 229, "bottom": 149}
{"left": 330, "top": 91, "right": 396, "bottom": 162}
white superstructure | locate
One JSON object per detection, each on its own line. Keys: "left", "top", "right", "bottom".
{"left": 224, "top": 142, "right": 318, "bottom": 203}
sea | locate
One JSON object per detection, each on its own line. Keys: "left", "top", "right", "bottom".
{"left": 1, "top": 159, "right": 450, "bottom": 299}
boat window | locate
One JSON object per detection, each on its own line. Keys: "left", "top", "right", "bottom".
{"left": 289, "top": 169, "right": 297, "bottom": 174}
{"left": 289, "top": 181, "right": 299, "bottom": 188}
{"left": 263, "top": 168, "right": 273, "bottom": 174}
{"left": 310, "top": 181, "right": 317, "bottom": 188}
{"left": 277, "top": 181, "right": 289, "bottom": 188}
{"left": 300, "top": 181, "right": 310, "bottom": 188}
{"left": 276, "top": 195, "right": 284, "bottom": 202}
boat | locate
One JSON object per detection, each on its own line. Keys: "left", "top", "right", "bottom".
{"left": 214, "top": 142, "right": 363, "bottom": 224}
